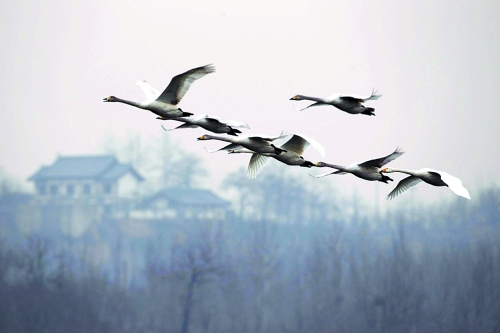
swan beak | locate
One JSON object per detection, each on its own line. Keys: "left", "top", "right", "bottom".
{"left": 290, "top": 96, "right": 298, "bottom": 100}
{"left": 157, "top": 116, "right": 166, "bottom": 120}
{"left": 103, "top": 97, "right": 110, "bottom": 102}
{"left": 315, "top": 162, "right": 322, "bottom": 167}
{"left": 381, "top": 168, "right": 387, "bottom": 173}
{"left": 196, "top": 136, "right": 204, "bottom": 141}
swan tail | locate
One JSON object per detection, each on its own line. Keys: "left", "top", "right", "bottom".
{"left": 227, "top": 128, "right": 242, "bottom": 136}
{"left": 361, "top": 107, "right": 375, "bottom": 116}
{"left": 177, "top": 108, "right": 193, "bottom": 117}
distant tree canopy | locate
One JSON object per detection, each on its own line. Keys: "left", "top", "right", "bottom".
{"left": 102, "top": 131, "right": 207, "bottom": 190}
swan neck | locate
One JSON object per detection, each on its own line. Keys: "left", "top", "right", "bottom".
{"left": 115, "top": 97, "right": 143, "bottom": 109}
{"left": 321, "top": 163, "right": 346, "bottom": 171}
{"left": 206, "top": 135, "right": 233, "bottom": 143}
{"left": 299, "top": 95, "right": 323, "bottom": 102}
{"left": 388, "top": 168, "right": 414, "bottom": 175}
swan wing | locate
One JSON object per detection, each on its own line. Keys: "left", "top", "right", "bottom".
{"left": 438, "top": 171, "right": 471, "bottom": 199}
{"left": 359, "top": 147, "right": 404, "bottom": 168}
{"left": 204, "top": 143, "right": 243, "bottom": 153}
{"left": 284, "top": 133, "right": 326, "bottom": 157}
{"left": 385, "top": 176, "right": 423, "bottom": 200}
{"left": 309, "top": 170, "right": 347, "bottom": 178}
{"left": 136, "top": 81, "right": 160, "bottom": 101}
{"left": 157, "top": 64, "right": 216, "bottom": 105}
{"left": 247, "top": 154, "right": 270, "bottom": 179}
{"left": 340, "top": 89, "right": 382, "bottom": 102}
{"left": 247, "top": 132, "right": 289, "bottom": 142}
{"left": 161, "top": 124, "right": 198, "bottom": 131}
{"left": 205, "top": 115, "right": 250, "bottom": 129}
{"left": 280, "top": 135, "right": 309, "bottom": 155}
{"left": 293, "top": 102, "right": 324, "bottom": 112}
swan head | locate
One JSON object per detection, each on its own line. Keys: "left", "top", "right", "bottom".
{"left": 381, "top": 168, "right": 393, "bottom": 173}
{"left": 197, "top": 135, "right": 211, "bottom": 141}
{"left": 103, "top": 96, "right": 117, "bottom": 102}
{"left": 290, "top": 95, "right": 301, "bottom": 101}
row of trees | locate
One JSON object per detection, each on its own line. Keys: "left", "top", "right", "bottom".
{"left": 1, "top": 184, "right": 499, "bottom": 332}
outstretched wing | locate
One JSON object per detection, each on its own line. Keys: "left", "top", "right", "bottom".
{"left": 204, "top": 143, "right": 244, "bottom": 153}
{"left": 136, "top": 81, "right": 160, "bottom": 102}
{"left": 293, "top": 102, "right": 324, "bottom": 112}
{"left": 161, "top": 124, "right": 198, "bottom": 131}
{"left": 359, "top": 147, "right": 405, "bottom": 168}
{"left": 309, "top": 170, "right": 348, "bottom": 178}
{"left": 340, "top": 88, "right": 382, "bottom": 102}
{"left": 280, "top": 135, "right": 309, "bottom": 155}
{"left": 157, "top": 64, "right": 216, "bottom": 105}
{"left": 438, "top": 171, "right": 471, "bottom": 199}
{"left": 247, "top": 154, "right": 270, "bottom": 179}
{"left": 385, "top": 176, "right": 422, "bottom": 200}
{"left": 205, "top": 115, "right": 250, "bottom": 129}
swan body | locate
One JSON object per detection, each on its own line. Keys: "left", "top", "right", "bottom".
{"left": 313, "top": 148, "right": 404, "bottom": 183}
{"left": 197, "top": 133, "right": 289, "bottom": 156}
{"left": 161, "top": 114, "right": 250, "bottom": 136}
{"left": 228, "top": 134, "right": 326, "bottom": 179}
{"left": 381, "top": 168, "right": 471, "bottom": 200}
{"left": 290, "top": 89, "right": 382, "bottom": 115}
{"left": 104, "top": 64, "right": 216, "bottom": 119}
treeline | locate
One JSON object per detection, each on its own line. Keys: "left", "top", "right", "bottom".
{"left": 1, "top": 174, "right": 500, "bottom": 332}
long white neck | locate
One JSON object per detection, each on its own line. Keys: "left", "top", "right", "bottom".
{"left": 298, "top": 95, "right": 324, "bottom": 102}
{"left": 385, "top": 167, "right": 416, "bottom": 176}
{"left": 115, "top": 97, "right": 144, "bottom": 109}
{"left": 204, "top": 135, "right": 237, "bottom": 143}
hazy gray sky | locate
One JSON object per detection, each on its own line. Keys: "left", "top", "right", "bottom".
{"left": 1, "top": 0, "right": 499, "bottom": 206}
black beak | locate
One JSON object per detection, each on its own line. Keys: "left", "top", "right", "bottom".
{"left": 103, "top": 98, "right": 108, "bottom": 102}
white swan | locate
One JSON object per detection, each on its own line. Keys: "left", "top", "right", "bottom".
{"left": 290, "top": 89, "right": 382, "bottom": 115}
{"left": 161, "top": 114, "right": 250, "bottom": 136}
{"left": 312, "top": 148, "right": 404, "bottom": 183}
{"left": 197, "top": 133, "right": 290, "bottom": 155}
{"left": 104, "top": 64, "right": 216, "bottom": 119}
{"left": 381, "top": 168, "right": 471, "bottom": 200}
{"left": 228, "top": 134, "right": 326, "bottom": 179}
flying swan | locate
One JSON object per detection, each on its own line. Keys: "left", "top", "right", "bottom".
{"left": 228, "top": 134, "right": 326, "bottom": 179}
{"left": 161, "top": 114, "right": 250, "bottom": 136}
{"left": 197, "top": 133, "right": 290, "bottom": 156}
{"left": 103, "top": 64, "right": 216, "bottom": 119}
{"left": 290, "top": 89, "right": 382, "bottom": 115}
{"left": 381, "top": 168, "right": 471, "bottom": 200}
{"left": 312, "top": 148, "right": 404, "bottom": 183}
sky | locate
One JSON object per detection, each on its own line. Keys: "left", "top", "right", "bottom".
{"left": 1, "top": 0, "right": 499, "bottom": 209}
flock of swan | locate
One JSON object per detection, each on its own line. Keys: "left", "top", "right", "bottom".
{"left": 104, "top": 64, "right": 471, "bottom": 200}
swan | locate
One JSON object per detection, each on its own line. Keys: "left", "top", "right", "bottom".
{"left": 228, "top": 134, "right": 326, "bottom": 178}
{"left": 104, "top": 64, "right": 216, "bottom": 119}
{"left": 161, "top": 114, "right": 250, "bottom": 136}
{"left": 312, "top": 148, "right": 404, "bottom": 183}
{"left": 197, "top": 133, "right": 290, "bottom": 155}
{"left": 290, "top": 89, "right": 382, "bottom": 115}
{"left": 381, "top": 168, "right": 471, "bottom": 200}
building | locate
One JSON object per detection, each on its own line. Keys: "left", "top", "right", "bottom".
{"left": 27, "top": 155, "right": 144, "bottom": 236}
{"left": 132, "top": 187, "right": 231, "bottom": 220}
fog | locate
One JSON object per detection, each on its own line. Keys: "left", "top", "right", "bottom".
{"left": 1, "top": 0, "right": 500, "bottom": 332}
{"left": 1, "top": 152, "right": 500, "bottom": 332}
{"left": 1, "top": 0, "right": 500, "bottom": 206}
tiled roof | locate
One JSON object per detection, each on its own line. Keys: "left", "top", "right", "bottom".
{"left": 145, "top": 187, "right": 230, "bottom": 207}
{"left": 28, "top": 155, "right": 143, "bottom": 182}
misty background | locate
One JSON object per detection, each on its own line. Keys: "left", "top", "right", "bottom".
{"left": 1, "top": 0, "right": 500, "bottom": 332}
